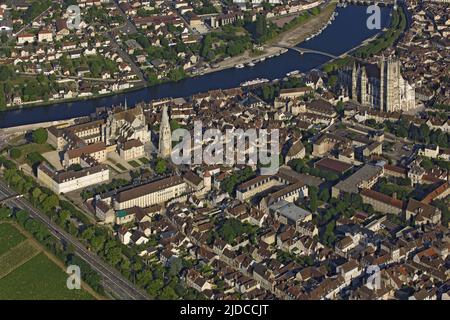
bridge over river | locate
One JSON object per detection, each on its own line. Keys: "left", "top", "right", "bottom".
{"left": 274, "top": 45, "right": 339, "bottom": 59}
{"left": 339, "top": 0, "right": 396, "bottom": 5}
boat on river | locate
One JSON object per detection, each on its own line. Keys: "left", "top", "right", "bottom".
{"left": 240, "top": 78, "right": 269, "bottom": 87}
{"left": 286, "top": 70, "right": 300, "bottom": 77}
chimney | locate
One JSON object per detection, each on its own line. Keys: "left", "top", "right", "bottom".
{"left": 392, "top": 192, "right": 397, "bottom": 200}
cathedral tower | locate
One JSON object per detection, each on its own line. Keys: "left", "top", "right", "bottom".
{"left": 344, "top": 57, "right": 414, "bottom": 113}
{"left": 385, "top": 58, "right": 401, "bottom": 112}
{"left": 158, "top": 105, "right": 172, "bottom": 159}
{"left": 380, "top": 59, "right": 385, "bottom": 111}
{"left": 351, "top": 61, "right": 358, "bottom": 101}
{"left": 360, "top": 67, "right": 367, "bottom": 105}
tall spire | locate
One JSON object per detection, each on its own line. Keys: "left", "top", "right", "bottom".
{"left": 158, "top": 105, "right": 172, "bottom": 159}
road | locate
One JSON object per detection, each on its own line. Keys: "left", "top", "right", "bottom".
{"left": 109, "top": 0, "right": 147, "bottom": 82}
{"left": 106, "top": 33, "right": 147, "bottom": 83}
{"left": 0, "top": 180, "right": 149, "bottom": 300}
{"left": 17, "top": 72, "right": 121, "bottom": 83}
{"left": 14, "top": 5, "right": 52, "bottom": 37}
{"left": 113, "top": 0, "right": 139, "bottom": 34}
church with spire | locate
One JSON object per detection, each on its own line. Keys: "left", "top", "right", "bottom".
{"left": 158, "top": 105, "right": 172, "bottom": 159}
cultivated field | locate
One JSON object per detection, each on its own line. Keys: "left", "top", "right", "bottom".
{"left": 0, "top": 222, "right": 94, "bottom": 300}
{"left": 0, "top": 223, "right": 26, "bottom": 256}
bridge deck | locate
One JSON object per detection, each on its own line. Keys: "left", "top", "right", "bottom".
{"left": 274, "top": 45, "right": 338, "bottom": 59}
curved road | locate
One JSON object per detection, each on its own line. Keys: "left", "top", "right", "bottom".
{"left": 0, "top": 180, "right": 149, "bottom": 300}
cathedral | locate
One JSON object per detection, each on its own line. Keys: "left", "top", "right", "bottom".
{"left": 339, "top": 57, "right": 415, "bottom": 112}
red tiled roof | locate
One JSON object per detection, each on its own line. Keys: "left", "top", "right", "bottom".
{"left": 360, "top": 188, "right": 404, "bottom": 209}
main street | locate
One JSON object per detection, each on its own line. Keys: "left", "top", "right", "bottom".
{"left": 0, "top": 180, "right": 149, "bottom": 300}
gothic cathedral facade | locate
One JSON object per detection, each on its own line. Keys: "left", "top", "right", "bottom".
{"left": 340, "top": 57, "right": 415, "bottom": 112}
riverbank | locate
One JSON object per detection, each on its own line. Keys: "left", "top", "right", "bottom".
{"left": 2, "top": 82, "right": 147, "bottom": 112}
{"left": 270, "top": 1, "right": 337, "bottom": 47}
{"left": 197, "top": 2, "right": 338, "bottom": 75}
{"left": 1, "top": 3, "right": 337, "bottom": 113}
{"left": 0, "top": 5, "right": 393, "bottom": 129}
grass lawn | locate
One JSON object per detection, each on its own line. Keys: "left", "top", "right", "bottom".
{"left": 0, "top": 253, "right": 94, "bottom": 300}
{"left": 0, "top": 223, "right": 26, "bottom": 256}
{"left": 107, "top": 164, "right": 120, "bottom": 174}
{"left": 116, "top": 163, "right": 127, "bottom": 171}
{"left": 13, "top": 143, "right": 53, "bottom": 164}
{"left": 139, "top": 157, "right": 149, "bottom": 164}
{"left": 128, "top": 160, "right": 140, "bottom": 168}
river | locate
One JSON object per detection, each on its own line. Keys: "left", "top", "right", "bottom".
{"left": 0, "top": 5, "right": 391, "bottom": 128}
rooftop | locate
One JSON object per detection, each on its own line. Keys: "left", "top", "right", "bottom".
{"left": 269, "top": 200, "right": 311, "bottom": 223}
{"left": 334, "top": 165, "right": 383, "bottom": 194}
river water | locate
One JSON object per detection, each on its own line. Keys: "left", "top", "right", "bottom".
{"left": 0, "top": 5, "right": 391, "bottom": 128}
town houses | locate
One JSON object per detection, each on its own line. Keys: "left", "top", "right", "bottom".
{"left": 22, "top": 70, "right": 447, "bottom": 299}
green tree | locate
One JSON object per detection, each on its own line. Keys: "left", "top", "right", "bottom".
{"left": 322, "top": 221, "right": 336, "bottom": 247}
{"left": 309, "top": 186, "right": 318, "bottom": 212}
{"left": 319, "top": 188, "right": 330, "bottom": 202}
{"left": 167, "top": 67, "right": 186, "bottom": 82}
{"left": 32, "top": 128, "right": 48, "bottom": 144}
{"left": 0, "top": 33, "right": 7, "bottom": 44}
{"left": 255, "top": 15, "right": 267, "bottom": 40}
{"left": 159, "top": 285, "right": 178, "bottom": 300}
{"left": 421, "top": 157, "right": 433, "bottom": 170}
{"left": 0, "top": 65, "right": 13, "bottom": 82}
{"left": 15, "top": 209, "right": 29, "bottom": 225}
{"left": 42, "top": 194, "right": 59, "bottom": 212}
{"left": 419, "top": 123, "right": 430, "bottom": 143}
{"left": 169, "top": 257, "right": 183, "bottom": 277}
{"left": 200, "top": 34, "right": 212, "bottom": 58}
{"left": 9, "top": 148, "right": 21, "bottom": 159}
{"left": 0, "top": 83, "right": 6, "bottom": 110}
{"left": 0, "top": 207, "right": 11, "bottom": 219}
{"left": 155, "top": 158, "right": 167, "bottom": 174}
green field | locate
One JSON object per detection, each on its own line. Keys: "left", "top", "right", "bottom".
{"left": 0, "top": 240, "right": 40, "bottom": 279}
{"left": 139, "top": 157, "right": 150, "bottom": 164}
{"left": 0, "top": 223, "right": 94, "bottom": 300}
{"left": 11, "top": 143, "right": 53, "bottom": 164}
{"left": 0, "top": 253, "right": 94, "bottom": 300}
{"left": 128, "top": 160, "right": 140, "bottom": 168}
{"left": 116, "top": 163, "right": 127, "bottom": 171}
{"left": 0, "top": 223, "right": 25, "bottom": 256}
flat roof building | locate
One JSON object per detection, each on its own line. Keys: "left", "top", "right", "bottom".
{"left": 332, "top": 165, "right": 383, "bottom": 197}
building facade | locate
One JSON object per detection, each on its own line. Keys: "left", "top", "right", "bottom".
{"left": 119, "top": 139, "right": 145, "bottom": 161}
{"left": 37, "top": 163, "right": 110, "bottom": 194}
{"left": 340, "top": 57, "right": 415, "bottom": 112}
{"left": 114, "top": 176, "right": 187, "bottom": 210}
